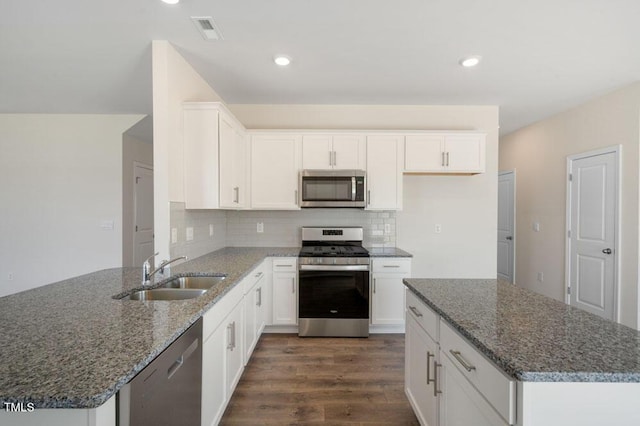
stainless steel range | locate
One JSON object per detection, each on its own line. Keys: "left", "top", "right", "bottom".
{"left": 298, "top": 227, "right": 370, "bottom": 337}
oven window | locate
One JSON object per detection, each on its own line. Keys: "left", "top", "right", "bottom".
{"left": 301, "top": 177, "right": 353, "bottom": 201}
{"left": 299, "top": 270, "right": 369, "bottom": 319}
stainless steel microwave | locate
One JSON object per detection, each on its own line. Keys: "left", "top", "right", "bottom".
{"left": 299, "top": 170, "right": 366, "bottom": 208}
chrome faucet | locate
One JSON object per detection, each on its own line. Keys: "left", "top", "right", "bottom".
{"left": 142, "top": 254, "right": 188, "bottom": 285}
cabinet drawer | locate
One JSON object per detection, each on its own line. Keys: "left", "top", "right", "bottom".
{"left": 243, "top": 262, "right": 267, "bottom": 294}
{"left": 203, "top": 282, "right": 244, "bottom": 342}
{"left": 272, "top": 258, "right": 297, "bottom": 272}
{"left": 405, "top": 289, "right": 439, "bottom": 341}
{"left": 372, "top": 258, "right": 411, "bottom": 273}
{"left": 440, "top": 321, "right": 516, "bottom": 424}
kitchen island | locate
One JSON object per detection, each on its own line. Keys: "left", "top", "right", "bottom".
{"left": 403, "top": 278, "right": 640, "bottom": 425}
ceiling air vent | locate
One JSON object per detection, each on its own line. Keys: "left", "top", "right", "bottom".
{"left": 191, "top": 16, "right": 223, "bottom": 41}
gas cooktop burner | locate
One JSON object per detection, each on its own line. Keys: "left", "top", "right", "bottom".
{"left": 299, "top": 245, "right": 369, "bottom": 257}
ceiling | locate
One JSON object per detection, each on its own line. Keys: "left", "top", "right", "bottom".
{"left": 2, "top": 0, "right": 639, "bottom": 135}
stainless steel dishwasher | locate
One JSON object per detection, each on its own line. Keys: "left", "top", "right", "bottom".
{"left": 118, "top": 318, "right": 202, "bottom": 426}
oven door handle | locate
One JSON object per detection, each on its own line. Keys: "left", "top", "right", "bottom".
{"left": 299, "top": 265, "right": 370, "bottom": 271}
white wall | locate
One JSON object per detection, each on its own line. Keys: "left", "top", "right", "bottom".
{"left": 151, "top": 41, "right": 225, "bottom": 263}
{"left": 499, "top": 82, "right": 640, "bottom": 328}
{"left": 0, "top": 114, "right": 144, "bottom": 297}
{"left": 230, "top": 105, "right": 499, "bottom": 278}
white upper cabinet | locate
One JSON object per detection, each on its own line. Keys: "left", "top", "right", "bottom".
{"left": 183, "top": 103, "right": 221, "bottom": 209}
{"left": 366, "top": 135, "right": 404, "bottom": 210}
{"left": 219, "top": 111, "right": 248, "bottom": 209}
{"left": 250, "top": 133, "right": 301, "bottom": 210}
{"left": 302, "top": 134, "right": 366, "bottom": 170}
{"left": 405, "top": 133, "right": 486, "bottom": 174}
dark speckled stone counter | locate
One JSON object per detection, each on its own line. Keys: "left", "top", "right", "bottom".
{"left": 404, "top": 278, "right": 640, "bottom": 383}
{"left": 367, "top": 247, "right": 412, "bottom": 257}
{"left": 0, "top": 247, "right": 298, "bottom": 409}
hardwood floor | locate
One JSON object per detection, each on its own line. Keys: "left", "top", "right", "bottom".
{"left": 220, "top": 333, "right": 419, "bottom": 425}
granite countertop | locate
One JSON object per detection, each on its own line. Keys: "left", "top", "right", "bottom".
{"left": 367, "top": 247, "right": 412, "bottom": 257}
{"left": 404, "top": 279, "right": 640, "bottom": 383}
{"left": 0, "top": 247, "right": 299, "bottom": 409}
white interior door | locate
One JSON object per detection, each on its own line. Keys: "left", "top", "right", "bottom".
{"left": 133, "top": 163, "right": 154, "bottom": 266}
{"left": 567, "top": 149, "right": 618, "bottom": 321}
{"left": 497, "top": 171, "right": 515, "bottom": 283}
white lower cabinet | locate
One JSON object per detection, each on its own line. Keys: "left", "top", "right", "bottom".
{"left": 404, "top": 288, "right": 515, "bottom": 426}
{"left": 406, "top": 313, "right": 439, "bottom": 426}
{"left": 243, "top": 261, "right": 269, "bottom": 364}
{"left": 201, "top": 273, "right": 247, "bottom": 426}
{"left": 371, "top": 258, "right": 411, "bottom": 327}
{"left": 438, "top": 351, "right": 508, "bottom": 426}
{"left": 272, "top": 258, "right": 298, "bottom": 325}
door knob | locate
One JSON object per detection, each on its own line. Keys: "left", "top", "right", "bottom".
{"left": 506, "top": 236, "right": 513, "bottom": 240}
{"left": 602, "top": 248, "right": 612, "bottom": 255}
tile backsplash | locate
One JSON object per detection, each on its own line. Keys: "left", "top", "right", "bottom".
{"left": 226, "top": 209, "right": 396, "bottom": 248}
{"left": 170, "top": 204, "right": 396, "bottom": 258}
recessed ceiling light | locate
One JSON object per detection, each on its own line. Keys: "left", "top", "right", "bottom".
{"left": 460, "top": 56, "right": 481, "bottom": 68}
{"left": 274, "top": 55, "right": 291, "bottom": 66}
{"left": 161, "top": 0, "right": 179, "bottom": 4}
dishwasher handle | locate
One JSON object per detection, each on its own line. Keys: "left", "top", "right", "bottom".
{"left": 167, "top": 338, "right": 199, "bottom": 380}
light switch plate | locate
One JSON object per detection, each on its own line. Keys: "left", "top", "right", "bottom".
{"left": 186, "top": 227, "right": 194, "bottom": 241}
{"left": 100, "top": 220, "right": 114, "bottom": 230}
{"left": 209, "top": 224, "right": 214, "bottom": 237}
{"left": 257, "top": 222, "right": 264, "bottom": 233}
{"left": 435, "top": 224, "right": 442, "bottom": 234}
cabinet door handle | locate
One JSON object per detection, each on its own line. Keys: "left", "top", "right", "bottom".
{"left": 367, "top": 190, "right": 371, "bottom": 206}
{"left": 441, "top": 152, "right": 445, "bottom": 167}
{"left": 426, "top": 351, "right": 434, "bottom": 385}
{"left": 291, "top": 277, "right": 296, "bottom": 294}
{"left": 449, "top": 350, "right": 476, "bottom": 372}
{"left": 333, "top": 151, "right": 337, "bottom": 166}
{"left": 329, "top": 151, "right": 333, "bottom": 166}
{"left": 227, "top": 323, "right": 233, "bottom": 350}
{"left": 254, "top": 272, "right": 263, "bottom": 278}
{"left": 233, "top": 186, "right": 239, "bottom": 203}
{"left": 256, "top": 287, "right": 262, "bottom": 307}
{"left": 373, "top": 278, "right": 376, "bottom": 294}
{"left": 232, "top": 321, "right": 237, "bottom": 350}
{"left": 295, "top": 189, "right": 298, "bottom": 205}
{"left": 408, "top": 306, "right": 423, "bottom": 318}
{"left": 433, "top": 361, "right": 442, "bottom": 397}
{"left": 446, "top": 152, "right": 450, "bottom": 167}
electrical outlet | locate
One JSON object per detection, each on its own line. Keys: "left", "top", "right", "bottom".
{"left": 186, "top": 227, "right": 194, "bottom": 241}
{"left": 209, "top": 224, "right": 214, "bottom": 237}
{"left": 537, "top": 272, "right": 544, "bottom": 282}
{"left": 257, "top": 222, "right": 264, "bottom": 233}
{"left": 435, "top": 224, "right": 442, "bottom": 234}
{"left": 533, "top": 222, "right": 541, "bottom": 232}
{"left": 7, "top": 273, "right": 14, "bottom": 281}
{"left": 171, "top": 228, "right": 178, "bottom": 244}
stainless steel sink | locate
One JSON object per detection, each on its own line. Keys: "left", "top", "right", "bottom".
{"left": 159, "top": 275, "right": 226, "bottom": 290}
{"left": 129, "top": 288, "right": 208, "bottom": 301}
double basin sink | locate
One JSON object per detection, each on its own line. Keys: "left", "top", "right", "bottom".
{"left": 123, "top": 275, "right": 226, "bottom": 301}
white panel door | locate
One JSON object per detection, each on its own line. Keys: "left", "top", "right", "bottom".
{"left": 366, "top": 135, "right": 403, "bottom": 210}
{"left": 302, "top": 135, "right": 332, "bottom": 169}
{"left": 371, "top": 275, "right": 407, "bottom": 325}
{"left": 250, "top": 134, "right": 301, "bottom": 209}
{"left": 497, "top": 171, "right": 515, "bottom": 283}
{"left": 133, "top": 163, "right": 154, "bottom": 267}
{"left": 404, "top": 134, "right": 445, "bottom": 172}
{"left": 405, "top": 314, "right": 438, "bottom": 426}
{"left": 332, "top": 134, "right": 365, "bottom": 170}
{"left": 272, "top": 272, "right": 297, "bottom": 325}
{"left": 568, "top": 150, "right": 617, "bottom": 321}
{"left": 444, "top": 134, "right": 485, "bottom": 172}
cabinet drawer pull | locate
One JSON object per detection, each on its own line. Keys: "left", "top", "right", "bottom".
{"left": 383, "top": 265, "right": 400, "bottom": 268}
{"left": 254, "top": 272, "right": 263, "bottom": 278}
{"left": 276, "top": 264, "right": 293, "bottom": 268}
{"left": 408, "top": 306, "right": 423, "bottom": 318}
{"left": 433, "top": 361, "right": 442, "bottom": 397}
{"left": 450, "top": 350, "right": 476, "bottom": 372}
